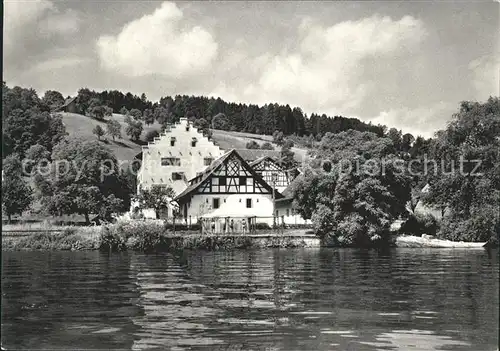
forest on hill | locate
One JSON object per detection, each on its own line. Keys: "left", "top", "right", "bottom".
{"left": 59, "top": 87, "right": 386, "bottom": 138}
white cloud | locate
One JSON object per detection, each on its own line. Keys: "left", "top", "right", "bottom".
{"left": 469, "top": 54, "right": 500, "bottom": 100}
{"left": 371, "top": 101, "right": 455, "bottom": 138}
{"left": 239, "top": 15, "right": 427, "bottom": 114}
{"left": 96, "top": 2, "right": 218, "bottom": 78}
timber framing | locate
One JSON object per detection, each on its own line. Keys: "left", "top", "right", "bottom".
{"left": 174, "top": 149, "right": 283, "bottom": 203}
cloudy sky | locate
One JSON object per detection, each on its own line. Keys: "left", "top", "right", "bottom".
{"left": 4, "top": 1, "right": 499, "bottom": 137}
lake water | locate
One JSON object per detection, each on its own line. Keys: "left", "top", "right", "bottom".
{"left": 1, "top": 249, "right": 498, "bottom": 350}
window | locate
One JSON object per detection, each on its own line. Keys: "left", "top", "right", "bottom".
{"left": 191, "top": 137, "right": 197, "bottom": 147}
{"left": 213, "top": 198, "right": 220, "bottom": 209}
{"left": 170, "top": 137, "right": 176, "bottom": 146}
{"left": 186, "top": 125, "right": 190, "bottom": 131}
{"left": 172, "top": 172, "right": 184, "bottom": 180}
{"left": 286, "top": 209, "right": 290, "bottom": 217}
{"left": 219, "top": 177, "right": 226, "bottom": 186}
{"left": 275, "top": 210, "right": 279, "bottom": 216}
{"left": 204, "top": 157, "right": 213, "bottom": 166}
{"left": 246, "top": 198, "right": 252, "bottom": 208}
{"left": 161, "top": 157, "right": 181, "bottom": 166}
{"left": 239, "top": 177, "right": 246, "bottom": 185}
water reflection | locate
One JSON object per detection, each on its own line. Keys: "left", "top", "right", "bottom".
{"left": 2, "top": 248, "right": 498, "bottom": 350}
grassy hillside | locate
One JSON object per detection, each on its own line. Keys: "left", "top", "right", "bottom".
{"left": 59, "top": 112, "right": 310, "bottom": 163}
{"left": 59, "top": 112, "right": 162, "bottom": 161}
{"left": 212, "top": 129, "right": 310, "bottom": 163}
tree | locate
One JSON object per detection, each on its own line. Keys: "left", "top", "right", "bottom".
{"left": 261, "top": 142, "right": 275, "bottom": 150}
{"left": 106, "top": 119, "right": 122, "bottom": 141}
{"left": 145, "top": 129, "right": 160, "bottom": 142}
{"left": 92, "top": 125, "right": 105, "bottom": 141}
{"left": 423, "top": 98, "right": 500, "bottom": 242}
{"left": 194, "top": 118, "right": 210, "bottom": 136}
{"left": 153, "top": 106, "right": 170, "bottom": 125}
{"left": 104, "top": 106, "right": 113, "bottom": 118}
{"left": 3, "top": 107, "right": 67, "bottom": 158}
{"left": 88, "top": 98, "right": 107, "bottom": 120}
{"left": 246, "top": 141, "right": 260, "bottom": 149}
{"left": 129, "top": 108, "right": 142, "bottom": 120}
{"left": 119, "top": 106, "right": 129, "bottom": 115}
{"left": 401, "top": 133, "right": 415, "bottom": 153}
{"left": 24, "top": 144, "right": 50, "bottom": 174}
{"left": 273, "top": 130, "right": 285, "bottom": 146}
{"left": 135, "top": 185, "right": 176, "bottom": 219}
{"left": 143, "top": 109, "right": 154, "bottom": 125}
{"left": 291, "top": 130, "right": 412, "bottom": 246}
{"left": 387, "top": 128, "right": 402, "bottom": 152}
{"left": 125, "top": 119, "right": 144, "bottom": 141}
{"left": 293, "top": 157, "right": 411, "bottom": 246}
{"left": 34, "top": 139, "right": 128, "bottom": 224}
{"left": 212, "top": 113, "right": 230, "bottom": 130}
{"left": 75, "top": 88, "right": 95, "bottom": 115}
{"left": 42, "top": 90, "right": 65, "bottom": 110}
{"left": 280, "top": 143, "right": 296, "bottom": 170}
{"left": 2, "top": 154, "right": 32, "bottom": 222}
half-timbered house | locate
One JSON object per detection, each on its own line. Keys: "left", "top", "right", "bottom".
{"left": 174, "top": 149, "right": 283, "bottom": 225}
{"left": 249, "top": 156, "right": 290, "bottom": 193}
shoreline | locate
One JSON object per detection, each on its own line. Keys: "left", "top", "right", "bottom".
{"left": 2, "top": 221, "right": 495, "bottom": 252}
{"left": 1, "top": 224, "right": 321, "bottom": 251}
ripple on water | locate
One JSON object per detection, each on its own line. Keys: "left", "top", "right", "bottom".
{"left": 375, "top": 329, "right": 471, "bottom": 350}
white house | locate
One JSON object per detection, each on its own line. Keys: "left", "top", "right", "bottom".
{"left": 134, "top": 117, "right": 225, "bottom": 218}
{"left": 275, "top": 174, "right": 313, "bottom": 226}
{"left": 173, "top": 149, "right": 284, "bottom": 228}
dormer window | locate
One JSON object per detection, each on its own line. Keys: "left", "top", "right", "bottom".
{"left": 191, "top": 137, "right": 198, "bottom": 147}
{"left": 186, "top": 125, "right": 190, "bottom": 131}
{"left": 170, "top": 137, "right": 176, "bottom": 146}
{"left": 204, "top": 157, "right": 213, "bottom": 166}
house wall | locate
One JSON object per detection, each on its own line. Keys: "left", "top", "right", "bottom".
{"left": 276, "top": 201, "right": 312, "bottom": 225}
{"left": 182, "top": 193, "right": 275, "bottom": 225}
{"left": 136, "top": 118, "right": 224, "bottom": 219}
{"left": 66, "top": 101, "right": 77, "bottom": 114}
{"left": 137, "top": 118, "right": 224, "bottom": 196}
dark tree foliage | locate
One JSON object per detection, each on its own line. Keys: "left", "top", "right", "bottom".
{"left": 423, "top": 97, "right": 500, "bottom": 242}
{"left": 34, "top": 139, "right": 130, "bottom": 223}
{"left": 42, "top": 90, "right": 65, "bottom": 110}
{"left": 2, "top": 154, "right": 33, "bottom": 222}
{"left": 246, "top": 141, "right": 260, "bottom": 149}
{"left": 145, "top": 129, "right": 160, "bottom": 142}
{"left": 3, "top": 83, "right": 66, "bottom": 158}
{"left": 260, "top": 142, "right": 275, "bottom": 150}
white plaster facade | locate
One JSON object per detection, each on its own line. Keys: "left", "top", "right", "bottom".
{"left": 181, "top": 193, "right": 275, "bottom": 225}
{"left": 137, "top": 118, "right": 224, "bottom": 195}
{"left": 275, "top": 200, "right": 312, "bottom": 225}
{"left": 136, "top": 118, "right": 224, "bottom": 218}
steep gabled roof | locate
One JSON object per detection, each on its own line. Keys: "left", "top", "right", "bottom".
{"left": 249, "top": 155, "right": 284, "bottom": 168}
{"left": 174, "top": 149, "right": 283, "bottom": 202}
{"left": 235, "top": 149, "right": 282, "bottom": 162}
{"left": 279, "top": 173, "right": 306, "bottom": 199}
{"left": 54, "top": 96, "right": 77, "bottom": 111}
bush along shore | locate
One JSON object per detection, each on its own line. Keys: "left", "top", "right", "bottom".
{"left": 2, "top": 220, "right": 320, "bottom": 252}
